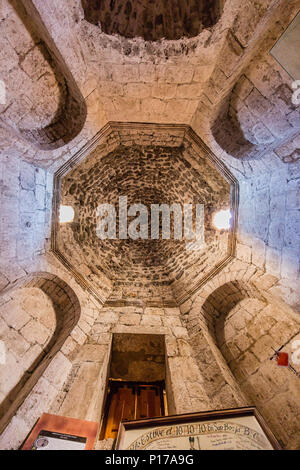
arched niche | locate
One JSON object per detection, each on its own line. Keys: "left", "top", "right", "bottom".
{"left": 202, "top": 280, "right": 300, "bottom": 449}
{"left": 211, "top": 55, "right": 299, "bottom": 161}
{"left": 0, "top": 272, "right": 81, "bottom": 435}
{"left": 0, "top": 0, "right": 86, "bottom": 150}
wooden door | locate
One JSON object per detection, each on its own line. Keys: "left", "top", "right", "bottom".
{"left": 102, "top": 381, "right": 164, "bottom": 440}
{"left": 104, "top": 384, "right": 135, "bottom": 439}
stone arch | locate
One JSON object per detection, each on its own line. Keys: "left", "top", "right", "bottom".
{"left": 200, "top": 279, "right": 300, "bottom": 449}
{"left": 211, "top": 92, "right": 258, "bottom": 160}
{"left": 0, "top": 272, "right": 81, "bottom": 435}
{"left": 211, "top": 57, "right": 299, "bottom": 160}
{"left": 0, "top": 0, "right": 87, "bottom": 150}
{"left": 201, "top": 279, "right": 268, "bottom": 341}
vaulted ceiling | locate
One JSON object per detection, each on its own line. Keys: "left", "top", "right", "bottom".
{"left": 0, "top": 0, "right": 299, "bottom": 309}
{"left": 54, "top": 124, "right": 237, "bottom": 304}
{"left": 81, "top": 0, "right": 224, "bottom": 40}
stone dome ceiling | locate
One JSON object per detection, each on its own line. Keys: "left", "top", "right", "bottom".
{"left": 53, "top": 123, "right": 238, "bottom": 304}
{"left": 81, "top": 0, "right": 224, "bottom": 41}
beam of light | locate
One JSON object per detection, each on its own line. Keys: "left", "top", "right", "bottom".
{"left": 213, "top": 209, "right": 232, "bottom": 230}
{"left": 59, "top": 205, "right": 75, "bottom": 224}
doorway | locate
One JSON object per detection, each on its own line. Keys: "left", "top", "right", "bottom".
{"left": 100, "top": 333, "right": 167, "bottom": 440}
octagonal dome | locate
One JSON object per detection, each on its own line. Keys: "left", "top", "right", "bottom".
{"left": 52, "top": 123, "right": 238, "bottom": 305}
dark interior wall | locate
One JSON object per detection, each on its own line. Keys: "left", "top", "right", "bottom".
{"left": 110, "top": 333, "right": 165, "bottom": 382}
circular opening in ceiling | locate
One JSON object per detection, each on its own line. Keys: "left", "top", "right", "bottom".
{"left": 81, "top": 0, "right": 225, "bottom": 41}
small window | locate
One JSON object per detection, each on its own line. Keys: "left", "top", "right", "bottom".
{"left": 59, "top": 205, "right": 75, "bottom": 223}
{"left": 213, "top": 209, "right": 232, "bottom": 230}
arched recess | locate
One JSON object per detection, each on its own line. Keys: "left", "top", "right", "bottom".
{"left": 0, "top": 0, "right": 87, "bottom": 150}
{"left": 0, "top": 272, "right": 81, "bottom": 435}
{"left": 201, "top": 280, "right": 300, "bottom": 449}
{"left": 211, "top": 55, "right": 299, "bottom": 160}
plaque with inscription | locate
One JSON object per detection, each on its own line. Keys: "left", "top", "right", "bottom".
{"left": 21, "top": 413, "right": 98, "bottom": 450}
{"left": 116, "top": 407, "right": 281, "bottom": 450}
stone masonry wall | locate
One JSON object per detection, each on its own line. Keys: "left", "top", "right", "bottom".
{"left": 215, "top": 297, "right": 300, "bottom": 449}
{"left": 6, "top": 0, "right": 264, "bottom": 170}
{"left": 49, "top": 303, "right": 214, "bottom": 449}
{"left": 0, "top": 288, "right": 56, "bottom": 415}
{"left": 0, "top": 258, "right": 109, "bottom": 450}
{"left": 0, "top": 156, "right": 51, "bottom": 285}
{"left": 0, "top": 0, "right": 299, "bottom": 452}
{"left": 180, "top": 262, "right": 300, "bottom": 449}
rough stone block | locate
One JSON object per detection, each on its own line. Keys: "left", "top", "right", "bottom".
{"left": 20, "top": 320, "right": 50, "bottom": 346}
{"left": 119, "top": 313, "right": 141, "bottom": 325}
{"left": 141, "top": 315, "right": 162, "bottom": 326}
{"left": 43, "top": 352, "right": 72, "bottom": 390}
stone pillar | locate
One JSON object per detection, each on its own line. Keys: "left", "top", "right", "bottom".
{"left": 165, "top": 333, "right": 213, "bottom": 415}
{"left": 187, "top": 324, "right": 248, "bottom": 410}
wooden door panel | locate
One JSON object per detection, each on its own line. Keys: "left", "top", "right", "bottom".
{"left": 138, "top": 389, "right": 150, "bottom": 419}
{"left": 103, "top": 382, "right": 164, "bottom": 439}
{"left": 119, "top": 387, "right": 135, "bottom": 422}
{"left": 136, "top": 386, "right": 162, "bottom": 420}
{"left": 105, "top": 390, "right": 118, "bottom": 438}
